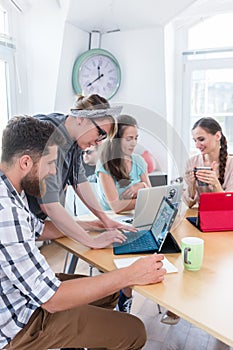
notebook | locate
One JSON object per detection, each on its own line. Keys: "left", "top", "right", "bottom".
{"left": 113, "top": 196, "right": 179, "bottom": 255}
{"left": 114, "top": 256, "right": 178, "bottom": 273}
{"left": 121, "top": 183, "right": 183, "bottom": 230}
{"left": 187, "top": 192, "right": 233, "bottom": 232}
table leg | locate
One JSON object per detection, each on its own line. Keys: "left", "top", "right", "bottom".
{"left": 66, "top": 254, "right": 79, "bottom": 274}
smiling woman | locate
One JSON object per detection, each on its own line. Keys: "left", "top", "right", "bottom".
{"left": 183, "top": 117, "right": 233, "bottom": 208}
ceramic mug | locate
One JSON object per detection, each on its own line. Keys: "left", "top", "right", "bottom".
{"left": 181, "top": 237, "right": 204, "bottom": 271}
{"left": 194, "top": 166, "right": 212, "bottom": 187}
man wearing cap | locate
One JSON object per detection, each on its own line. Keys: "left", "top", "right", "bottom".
{"left": 26, "top": 94, "right": 133, "bottom": 251}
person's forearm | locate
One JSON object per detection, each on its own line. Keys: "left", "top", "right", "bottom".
{"left": 189, "top": 184, "right": 196, "bottom": 200}
{"left": 212, "top": 182, "right": 223, "bottom": 192}
{"left": 42, "top": 254, "right": 165, "bottom": 313}
{"left": 42, "top": 268, "right": 131, "bottom": 313}
{"left": 38, "top": 221, "right": 65, "bottom": 241}
{"left": 84, "top": 197, "right": 110, "bottom": 222}
{"left": 76, "top": 182, "right": 111, "bottom": 222}
{"left": 109, "top": 198, "right": 136, "bottom": 214}
{"left": 182, "top": 186, "right": 197, "bottom": 208}
{"left": 40, "top": 202, "right": 98, "bottom": 247}
{"left": 140, "top": 173, "right": 151, "bottom": 188}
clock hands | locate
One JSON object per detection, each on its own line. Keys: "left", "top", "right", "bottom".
{"left": 87, "top": 73, "right": 104, "bottom": 87}
{"left": 97, "top": 65, "right": 101, "bottom": 78}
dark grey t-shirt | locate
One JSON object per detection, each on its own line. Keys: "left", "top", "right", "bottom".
{"left": 27, "top": 113, "right": 87, "bottom": 219}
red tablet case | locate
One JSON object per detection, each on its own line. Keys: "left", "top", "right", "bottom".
{"left": 198, "top": 192, "right": 233, "bottom": 232}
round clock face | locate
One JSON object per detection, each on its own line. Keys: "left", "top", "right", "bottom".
{"left": 72, "top": 49, "right": 121, "bottom": 99}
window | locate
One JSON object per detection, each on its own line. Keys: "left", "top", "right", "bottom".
{"left": 0, "top": 3, "right": 8, "bottom": 34}
{"left": 182, "top": 13, "right": 233, "bottom": 154}
{"left": 0, "top": 60, "right": 9, "bottom": 140}
{"left": 0, "top": 2, "right": 14, "bottom": 149}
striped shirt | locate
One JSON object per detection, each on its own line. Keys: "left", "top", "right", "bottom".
{"left": 0, "top": 171, "right": 61, "bottom": 349}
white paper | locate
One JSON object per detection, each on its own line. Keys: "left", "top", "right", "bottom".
{"left": 114, "top": 256, "right": 178, "bottom": 273}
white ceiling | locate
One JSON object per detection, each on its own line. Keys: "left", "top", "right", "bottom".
{"left": 66, "top": 0, "right": 233, "bottom": 33}
{"left": 14, "top": 0, "right": 233, "bottom": 33}
{"left": 67, "top": 0, "right": 197, "bottom": 32}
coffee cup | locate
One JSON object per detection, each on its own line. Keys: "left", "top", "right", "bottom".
{"left": 194, "top": 166, "right": 212, "bottom": 186}
{"left": 181, "top": 237, "right": 204, "bottom": 271}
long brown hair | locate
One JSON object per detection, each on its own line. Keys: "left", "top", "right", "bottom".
{"left": 101, "top": 114, "right": 138, "bottom": 187}
{"left": 192, "top": 117, "right": 227, "bottom": 185}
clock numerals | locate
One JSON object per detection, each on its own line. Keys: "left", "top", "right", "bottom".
{"left": 106, "top": 82, "right": 113, "bottom": 89}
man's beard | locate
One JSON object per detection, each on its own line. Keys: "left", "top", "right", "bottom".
{"left": 21, "top": 171, "right": 47, "bottom": 198}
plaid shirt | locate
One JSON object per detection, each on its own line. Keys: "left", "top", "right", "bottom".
{"left": 0, "top": 171, "right": 61, "bottom": 348}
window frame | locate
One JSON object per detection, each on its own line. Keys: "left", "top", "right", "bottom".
{"left": 0, "top": 0, "right": 17, "bottom": 131}
{"left": 182, "top": 54, "right": 233, "bottom": 154}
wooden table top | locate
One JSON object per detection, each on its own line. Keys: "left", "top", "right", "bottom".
{"left": 55, "top": 208, "right": 233, "bottom": 347}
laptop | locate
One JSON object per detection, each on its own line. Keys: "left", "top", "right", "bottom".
{"left": 113, "top": 197, "right": 178, "bottom": 255}
{"left": 149, "top": 172, "right": 167, "bottom": 187}
{"left": 121, "top": 183, "right": 183, "bottom": 230}
{"left": 187, "top": 192, "right": 233, "bottom": 232}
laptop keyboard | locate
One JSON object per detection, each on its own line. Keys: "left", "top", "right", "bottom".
{"left": 114, "top": 230, "right": 158, "bottom": 252}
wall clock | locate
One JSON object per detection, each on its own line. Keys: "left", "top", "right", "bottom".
{"left": 72, "top": 48, "right": 121, "bottom": 99}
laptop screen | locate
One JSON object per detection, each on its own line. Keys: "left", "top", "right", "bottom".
{"left": 151, "top": 197, "right": 177, "bottom": 249}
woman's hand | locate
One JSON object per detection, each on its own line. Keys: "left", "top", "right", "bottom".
{"left": 195, "top": 162, "right": 222, "bottom": 190}
{"left": 185, "top": 168, "right": 196, "bottom": 184}
{"left": 121, "top": 182, "right": 145, "bottom": 200}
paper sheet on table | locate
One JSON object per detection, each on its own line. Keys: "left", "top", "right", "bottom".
{"left": 114, "top": 256, "right": 178, "bottom": 273}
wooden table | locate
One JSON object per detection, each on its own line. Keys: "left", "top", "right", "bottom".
{"left": 55, "top": 208, "right": 233, "bottom": 347}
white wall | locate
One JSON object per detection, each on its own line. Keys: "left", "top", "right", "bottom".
{"left": 100, "top": 27, "right": 189, "bottom": 178}
{"left": 55, "top": 22, "right": 89, "bottom": 113}
{"left": 14, "top": 0, "right": 70, "bottom": 115}
{"left": 14, "top": 3, "right": 168, "bottom": 118}
{"left": 102, "top": 27, "right": 166, "bottom": 117}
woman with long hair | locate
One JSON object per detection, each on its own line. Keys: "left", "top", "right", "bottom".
{"left": 163, "top": 117, "right": 233, "bottom": 326}
{"left": 96, "top": 114, "right": 151, "bottom": 213}
{"left": 183, "top": 117, "right": 233, "bottom": 208}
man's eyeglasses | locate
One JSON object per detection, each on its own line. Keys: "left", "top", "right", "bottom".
{"left": 89, "top": 119, "right": 107, "bottom": 142}
{"left": 82, "top": 149, "right": 95, "bottom": 156}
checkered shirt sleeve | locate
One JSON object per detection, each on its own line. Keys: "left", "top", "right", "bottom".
{"left": 0, "top": 180, "right": 61, "bottom": 348}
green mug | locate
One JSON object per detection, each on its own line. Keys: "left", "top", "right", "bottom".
{"left": 181, "top": 237, "right": 204, "bottom": 271}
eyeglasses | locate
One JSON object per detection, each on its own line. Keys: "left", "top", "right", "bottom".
{"left": 89, "top": 119, "right": 107, "bottom": 142}
{"left": 82, "top": 149, "right": 95, "bottom": 156}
